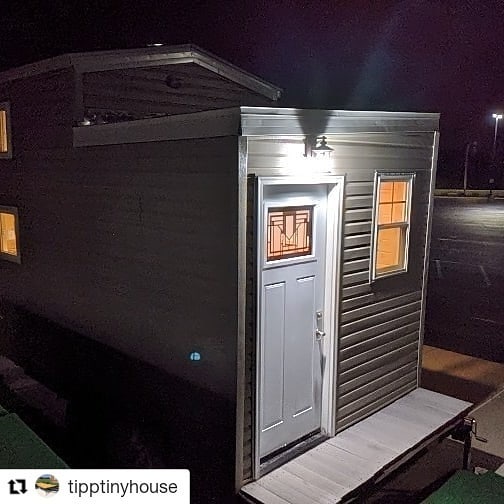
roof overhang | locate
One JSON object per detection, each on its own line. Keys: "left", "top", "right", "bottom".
{"left": 0, "top": 45, "right": 282, "bottom": 102}
{"left": 73, "top": 108, "right": 241, "bottom": 148}
{"left": 240, "top": 107, "right": 440, "bottom": 136}
{"left": 73, "top": 106, "right": 440, "bottom": 148}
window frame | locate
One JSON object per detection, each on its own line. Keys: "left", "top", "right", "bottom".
{"left": 266, "top": 204, "right": 314, "bottom": 262}
{"left": 0, "top": 205, "right": 21, "bottom": 263}
{"left": 371, "top": 172, "right": 415, "bottom": 281}
{"left": 0, "top": 101, "right": 12, "bottom": 159}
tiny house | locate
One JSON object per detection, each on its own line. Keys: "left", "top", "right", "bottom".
{"left": 0, "top": 46, "right": 471, "bottom": 503}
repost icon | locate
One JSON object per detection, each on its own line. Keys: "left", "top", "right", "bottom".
{"left": 8, "top": 479, "right": 27, "bottom": 495}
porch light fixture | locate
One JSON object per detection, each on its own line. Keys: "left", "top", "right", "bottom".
{"left": 305, "top": 136, "right": 333, "bottom": 158}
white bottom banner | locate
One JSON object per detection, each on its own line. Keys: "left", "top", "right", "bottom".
{"left": 0, "top": 469, "right": 189, "bottom": 504}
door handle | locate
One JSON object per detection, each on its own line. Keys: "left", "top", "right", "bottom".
{"left": 315, "top": 311, "right": 325, "bottom": 341}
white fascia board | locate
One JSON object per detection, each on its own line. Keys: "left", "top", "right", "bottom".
{"left": 73, "top": 107, "right": 241, "bottom": 148}
{"left": 240, "top": 107, "right": 440, "bottom": 136}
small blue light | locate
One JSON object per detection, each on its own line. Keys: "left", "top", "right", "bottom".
{"left": 190, "top": 352, "right": 201, "bottom": 361}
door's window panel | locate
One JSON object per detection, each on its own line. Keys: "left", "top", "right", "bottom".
{"left": 267, "top": 206, "right": 313, "bottom": 261}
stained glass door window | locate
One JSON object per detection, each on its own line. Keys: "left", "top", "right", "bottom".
{"left": 267, "top": 206, "right": 313, "bottom": 261}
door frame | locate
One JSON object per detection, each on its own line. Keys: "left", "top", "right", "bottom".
{"left": 253, "top": 174, "right": 344, "bottom": 478}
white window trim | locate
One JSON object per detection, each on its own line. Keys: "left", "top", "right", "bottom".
{"left": 0, "top": 205, "right": 21, "bottom": 263}
{"left": 0, "top": 101, "right": 12, "bottom": 159}
{"left": 370, "top": 172, "right": 415, "bottom": 281}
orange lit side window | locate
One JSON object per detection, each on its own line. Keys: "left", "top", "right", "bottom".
{"left": 0, "top": 103, "right": 11, "bottom": 157}
{"left": 0, "top": 109, "right": 8, "bottom": 153}
{"left": 0, "top": 209, "right": 20, "bottom": 262}
{"left": 373, "top": 176, "right": 412, "bottom": 278}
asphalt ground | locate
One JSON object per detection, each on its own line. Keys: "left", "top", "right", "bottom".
{"left": 424, "top": 197, "right": 504, "bottom": 363}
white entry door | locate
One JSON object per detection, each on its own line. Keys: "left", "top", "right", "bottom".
{"left": 259, "top": 184, "right": 328, "bottom": 458}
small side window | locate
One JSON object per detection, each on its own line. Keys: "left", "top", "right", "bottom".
{"left": 0, "top": 206, "right": 20, "bottom": 263}
{"left": 372, "top": 174, "right": 414, "bottom": 280}
{"left": 0, "top": 102, "right": 12, "bottom": 159}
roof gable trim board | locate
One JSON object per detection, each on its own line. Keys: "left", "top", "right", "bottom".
{"left": 0, "top": 45, "right": 282, "bottom": 101}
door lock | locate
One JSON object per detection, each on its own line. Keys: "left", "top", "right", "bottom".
{"left": 315, "top": 329, "right": 326, "bottom": 341}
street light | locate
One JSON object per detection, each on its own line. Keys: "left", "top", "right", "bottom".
{"left": 492, "top": 113, "right": 502, "bottom": 159}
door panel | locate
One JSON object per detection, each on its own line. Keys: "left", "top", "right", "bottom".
{"left": 261, "top": 282, "right": 286, "bottom": 431}
{"left": 289, "top": 275, "right": 315, "bottom": 418}
{"left": 259, "top": 184, "right": 327, "bottom": 458}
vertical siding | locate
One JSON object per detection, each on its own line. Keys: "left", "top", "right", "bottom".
{"left": 245, "top": 134, "right": 434, "bottom": 439}
{"left": 82, "top": 63, "right": 274, "bottom": 119}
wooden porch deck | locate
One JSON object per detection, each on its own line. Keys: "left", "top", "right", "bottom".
{"left": 241, "top": 388, "right": 472, "bottom": 504}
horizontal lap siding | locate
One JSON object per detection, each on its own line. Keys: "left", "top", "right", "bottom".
{"left": 337, "top": 137, "right": 433, "bottom": 432}
{"left": 246, "top": 133, "right": 434, "bottom": 436}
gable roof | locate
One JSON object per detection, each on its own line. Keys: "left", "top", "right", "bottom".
{"left": 0, "top": 44, "right": 282, "bottom": 101}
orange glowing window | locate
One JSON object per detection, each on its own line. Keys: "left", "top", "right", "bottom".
{"left": 267, "top": 206, "right": 313, "bottom": 261}
{"left": 0, "top": 209, "right": 20, "bottom": 262}
{"left": 0, "top": 109, "right": 8, "bottom": 153}
{"left": 0, "top": 104, "right": 11, "bottom": 157}
{"left": 373, "top": 176, "right": 412, "bottom": 278}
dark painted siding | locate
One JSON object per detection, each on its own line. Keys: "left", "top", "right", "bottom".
{"left": 82, "top": 63, "right": 274, "bottom": 119}
{"left": 0, "top": 136, "right": 240, "bottom": 399}
{"left": 242, "top": 175, "right": 257, "bottom": 482}
{"left": 5, "top": 69, "right": 74, "bottom": 153}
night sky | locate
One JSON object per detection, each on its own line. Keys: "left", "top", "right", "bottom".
{"left": 1, "top": 0, "right": 503, "bottom": 181}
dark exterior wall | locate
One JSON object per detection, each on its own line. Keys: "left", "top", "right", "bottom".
{"left": 82, "top": 63, "right": 274, "bottom": 120}
{"left": 1, "top": 136, "right": 240, "bottom": 398}
{"left": 0, "top": 134, "right": 240, "bottom": 502}
{"left": 0, "top": 69, "right": 75, "bottom": 154}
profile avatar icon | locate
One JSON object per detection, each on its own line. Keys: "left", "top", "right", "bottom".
{"left": 35, "top": 474, "right": 59, "bottom": 497}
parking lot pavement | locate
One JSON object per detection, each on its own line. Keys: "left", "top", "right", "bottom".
{"left": 471, "top": 389, "right": 504, "bottom": 459}
{"left": 424, "top": 197, "right": 504, "bottom": 363}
